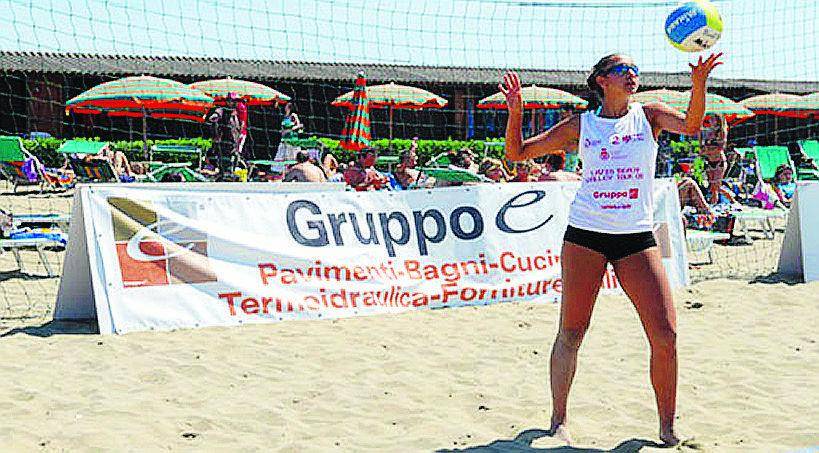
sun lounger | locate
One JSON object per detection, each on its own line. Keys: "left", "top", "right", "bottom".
{"left": 69, "top": 158, "right": 120, "bottom": 182}
{"left": 754, "top": 146, "right": 794, "bottom": 182}
{"left": 0, "top": 135, "right": 61, "bottom": 192}
{"left": 12, "top": 213, "right": 70, "bottom": 231}
{"left": 731, "top": 206, "right": 787, "bottom": 241}
{"left": 686, "top": 230, "right": 730, "bottom": 265}
{"left": 56, "top": 140, "right": 109, "bottom": 156}
{"left": 0, "top": 235, "right": 64, "bottom": 277}
{"left": 146, "top": 162, "right": 208, "bottom": 182}
{"left": 795, "top": 140, "right": 819, "bottom": 181}
{"left": 418, "top": 166, "right": 491, "bottom": 183}
{"left": 150, "top": 144, "right": 203, "bottom": 168}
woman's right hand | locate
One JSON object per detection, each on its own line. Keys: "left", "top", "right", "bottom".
{"left": 499, "top": 71, "right": 523, "bottom": 112}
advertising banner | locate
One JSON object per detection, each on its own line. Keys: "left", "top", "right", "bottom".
{"left": 55, "top": 181, "right": 687, "bottom": 334}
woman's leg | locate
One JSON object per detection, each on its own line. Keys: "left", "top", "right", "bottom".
{"left": 706, "top": 160, "right": 727, "bottom": 204}
{"left": 677, "top": 177, "right": 710, "bottom": 213}
{"left": 550, "top": 241, "right": 608, "bottom": 442}
{"left": 611, "top": 247, "right": 679, "bottom": 446}
{"left": 113, "top": 151, "right": 132, "bottom": 175}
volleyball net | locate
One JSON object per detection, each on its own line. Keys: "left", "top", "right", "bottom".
{"left": 0, "top": 0, "right": 817, "bottom": 324}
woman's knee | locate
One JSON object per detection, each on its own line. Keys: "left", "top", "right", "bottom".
{"left": 556, "top": 326, "right": 588, "bottom": 350}
{"left": 647, "top": 322, "right": 677, "bottom": 349}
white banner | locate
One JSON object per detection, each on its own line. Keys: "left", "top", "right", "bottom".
{"left": 55, "top": 180, "right": 688, "bottom": 334}
{"left": 778, "top": 182, "right": 819, "bottom": 282}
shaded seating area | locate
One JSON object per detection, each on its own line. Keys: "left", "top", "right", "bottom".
{"left": 58, "top": 140, "right": 119, "bottom": 183}
{"left": 69, "top": 158, "right": 119, "bottom": 182}
{"left": 0, "top": 136, "right": 62, "bottom": 192}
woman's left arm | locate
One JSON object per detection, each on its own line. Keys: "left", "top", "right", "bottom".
{"left": 644, "top": 52, "right": 723, "bottom": 137}
{"left": 292, "top": 113, "right": 304, "bottom": 130}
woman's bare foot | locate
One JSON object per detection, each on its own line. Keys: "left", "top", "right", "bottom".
{"left": 549, "top": 422, "right": 573, "bottom": 446}
{"left": 659, "top": 426, "right": 680, "bottom": 446}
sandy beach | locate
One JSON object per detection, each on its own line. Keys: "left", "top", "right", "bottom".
{"left": 1, "top": 186, "right": 817, "bottom": 452}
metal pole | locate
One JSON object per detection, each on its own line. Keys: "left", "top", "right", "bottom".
{"left": 142, "top": 105, "right": 149, "bottom": 160}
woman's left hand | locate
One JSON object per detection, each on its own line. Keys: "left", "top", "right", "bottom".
{"left": 690, "top": 52, "right": 723, "bottom": 86}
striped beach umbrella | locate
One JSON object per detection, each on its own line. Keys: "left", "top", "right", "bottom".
{"left": 189, "top": 78, "right": 291, "bottom": 106}
{"left": 66, "top": 75, "right": 214, "bottom": 157}
{"left": 339, "top": 73, "right": 372, "bottom": 152}
{"left": 631, "top": 89, "right": 754, "bottom": 123}
{"left": 332, "top": 82, "right": 447, "bottom": 141}
{"left": 740, "top": 93, "right": 819, "bottom": 118}
{"left": 477, "top": 85, "right": 588, "bottom": 110}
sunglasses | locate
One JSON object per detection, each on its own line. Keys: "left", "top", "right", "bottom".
{"left": 605, "top": 63, "right": 640, "bottom": 76}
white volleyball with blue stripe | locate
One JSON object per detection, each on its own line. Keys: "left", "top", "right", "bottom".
{"left": 665, "top": 1, "right": 723, "bottom": 52}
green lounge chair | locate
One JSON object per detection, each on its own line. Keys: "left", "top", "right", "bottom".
{"left": 0, "top": 136, "right": 51, "bottom": 192}
{"left": 70, "top": 158, "right": 119, "bottom": 182}
{"left": 753, "top": 145, "right": 793, "bottom": 182}
{"left": 147, "top": 163, "right": 208, "bottom": 182}
{"left": 375, "top": 155, "right": 400, "bottom": 172}
{"left": 150, "top": 144, "right": 203, "bottom": 168}
{"left": 796, "top": 140, "right": 819, "bottom": 181}
{"left": 418, "top": 166, "right": 491, "bottom": 183}
{"left": 425, "top": 152, "right": 452, "bottom": 168}
{"left": 56, "top": 140, "right": 109, "bottom": 156}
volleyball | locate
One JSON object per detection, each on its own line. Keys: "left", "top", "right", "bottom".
{"left": 665, "top": 1, "right": 723, "bottom": 52}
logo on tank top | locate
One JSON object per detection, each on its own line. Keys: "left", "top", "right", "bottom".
{"left": 593, "top": 188, "right": 639, "bottom": 200}
{"left": 584, "top": 138, "right": 602, "bottom": 148}
{"left": 609, "top": 133, "right": 645, "bottom": 146}
{"left": 600, "top": 148, "right": 610, "bottom": 160}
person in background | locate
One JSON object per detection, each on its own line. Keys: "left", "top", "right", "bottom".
{"left": 771, "top": 164, "right": 796, "bottom": 207}
{"left": 343, "top": 149, "right": 388, "bottom": 191}
{"left": 321, "top": 150, "right": 339, "bottom": 180}
{"left": 82, "top": 144, "right": 134, "bottom": 181}
{"left": 539, "top": 153, "right": 581, "bottom": 182}
{"left": 478, "top": 157, "right": 511, "bottom": 182}
{"left": 207, "top": 100, "right": 236, "bottom": 175}
{"left": 677, "top": 176, "right": 713, "bottom": 215}
{"left": 283, "top": 151, "right": 326, "bottom": 183}
{"left": 511, "top": 160, "right": 540, "bottom": 182}
{"left": 700, "top": 114, "right": 728, "bottom": 204}
{"left": 277, "top": 102, "right": 304, "bottom": 162}
{"left": 199, "top": 154, "right": 220, "bottom": 179}
{"left": 453, "top": 147, "right": 479, "bottom": 173}
{"left": 394, "top": 148, "right": 424, "bottom": 189}
{"left": 227, "top": 92, "right": 249, "bottom": 161}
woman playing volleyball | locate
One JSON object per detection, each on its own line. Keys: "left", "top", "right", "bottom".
{"left": 501, "top": 52, "right": 722, "bottom": 446}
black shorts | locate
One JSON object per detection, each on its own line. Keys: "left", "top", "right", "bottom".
{"left": 563, "top": 225, "right": 657, "bottom": 262}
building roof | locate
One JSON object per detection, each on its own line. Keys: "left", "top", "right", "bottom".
{"left": 1, "top": 51, "right": 818, "bottom": 93}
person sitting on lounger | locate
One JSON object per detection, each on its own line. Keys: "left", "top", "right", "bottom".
{"left": 538, "top": 153, "right": 582, "bottom": 182}
{"left": 82, "top": 144, "right": 134, "bottom": 182}
{"left": 478, "top": 158, "right": 512, "bottom": 182}
{"left": 771, "top": 164, "right": 796, "bottom": 207}
{"left": 284, "top": 151, "right": 327, "bottom": 183}
{"left": 394, "top": 148, "right": 425, "bottom": 189}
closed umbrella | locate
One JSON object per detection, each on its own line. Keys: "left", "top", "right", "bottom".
{"left": 332, "top": 82, "right": 447, "bottom": 141}
{"left": 339, "top": 73, "right": 372, "bottom": 152}
{"left": 66, "top": 76, "right": 213, "bottom": 158}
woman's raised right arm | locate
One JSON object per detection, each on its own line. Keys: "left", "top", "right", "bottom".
{"left": 501, "top": 72, "right": 580, "bottom": 161}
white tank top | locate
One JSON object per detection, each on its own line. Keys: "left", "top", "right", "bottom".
{"left": 568, "top": 103, "right": 657, "bottom": 233}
